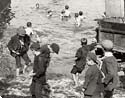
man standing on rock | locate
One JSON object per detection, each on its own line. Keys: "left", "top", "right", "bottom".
{"left": 7, "top": 26, "right": 31, "bottom": 76}
{"left": 30, "top": 42, "right": 60, "bottom": 98}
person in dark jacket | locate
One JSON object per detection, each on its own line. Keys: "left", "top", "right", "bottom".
{"left": 82, "top": 52, "right": 102, "bottom": 98}
{"left": 7, "top": 26, "right": 31, "bottom": 76}
{"left": 71, "top": 38, "right": 97, "bottom": 87}
{"left": 30, "top": 42, "right": 60, "bottom": 98}
{"left": 100, "top": 40, "right": 118, "bottom": 98}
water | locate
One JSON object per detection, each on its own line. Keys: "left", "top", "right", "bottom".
{"left": 7, "top": 0, "right": 105, "bottom": 75}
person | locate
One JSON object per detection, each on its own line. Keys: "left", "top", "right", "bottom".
{"left": 76, "top": 11, "right": 85, "bottom": 27}
{"left": 70, "top": 38, "right": 97, "bottom": 87}
{"left": 25, "top": 22, "right": 40, "bottom": 43}
{"left": 74, "top": 13, "right": 79, "bottom": 25}
{"left": 100, "top": 40, "right": 119, "bottom": 98}
{"left": 82, "top": 52, "right": 102, "bottom": 98}
{"left": 60, "top": 10, "right": 65, "bottom": 20}
{"left": 7, "top": 26, "right": 31, "bottom": 76}
{"left": 64, "top": 5, "right": 71, "bottom": 18}
{"left": 30, "top": 42, "right": 60, "bottom": 98}
{"left": 60, "top": 5, "right": 71, "bottom": 21}
{"left": 47, "top": 10, "right": 53, "bottom": 18}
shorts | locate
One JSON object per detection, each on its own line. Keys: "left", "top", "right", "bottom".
{"left": 71, "top": 65, "right": 84, "bottom": 74}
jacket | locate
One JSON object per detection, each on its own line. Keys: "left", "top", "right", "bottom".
{"left": 75, "top": 42, "right": 96, "bottom": 69}
{"left": 7, "top": 34, "right": 30, "bottom": 56}
{"left": 101, "top": 55, "right": 118, "bottom": 91}
{"left": 83, "top": 65, "right": 102, "bottom": 95}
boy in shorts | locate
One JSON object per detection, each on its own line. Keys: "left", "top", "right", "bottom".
{"left": 71, "top": 38, "right": 96, "bottom": 87}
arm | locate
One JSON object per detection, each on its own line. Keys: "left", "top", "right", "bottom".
{"left": 88, "top": 42, "right": 97, "bottom": 51}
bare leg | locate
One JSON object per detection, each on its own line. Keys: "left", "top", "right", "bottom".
{"left": 72, "top": 73, "right": 79, "bottom": 87}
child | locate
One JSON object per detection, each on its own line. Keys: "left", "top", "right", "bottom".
{"left": 60, "top": 10, "right": 65, "bottom": 20}
{"left": 47, "top": 10, "right": 53, "bottom": 18}
{"left": 76, "top": 11, "right": 85, "bottom": 27}
{"left": 64, "top": 5, "right": 71, "bottom": 18}
{"left": 30, "top": 42, "right": 60, "bottom": 98}
{"left": 100, "top": 40, "right": 119, "bottom": 98}
{"left": 25, "top": 22, "right": 40, "bottom": 43}
{"left": 74, "top": 13, "right": 79, "bottom": 25}
{"left": 82, "top": 52, "right": 102, "bottom": 98}
{"left": 70, "top": 38, "right": 97, "bottom": 87}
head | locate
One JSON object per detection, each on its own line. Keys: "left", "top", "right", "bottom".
{"left": 17, "top": 26, "right": 26, "bottom": 37}
{"left": 50, "top": 43, "right": 60, "bottom": 54}
{"left": 27, "top": 22, "right": 32, "bottom": 27}
{"left": 65, "top": 5, "right": 69, "bottom": 10}
{"left": 101, "top": 40, "right": 113, "bottom": 52}
{"left": 61, "top": 10, "right": 65, "bottom": 14}
{"left": 48, "top": 10, "right": 52, "bottom": 14}
{"left": 79, "top": 11, "right": 83, "bottom": 16}
{"left": 75, "top": 13, "right": 79, "bottom": 18}
{"left": 30, "top": 42, "right": 41, "bottom": 55}
{"left": 81, "top": 38, "right": 87, "bottom": 46}
{"left": 87, "top": 52, "right": 97, "bottom": 66}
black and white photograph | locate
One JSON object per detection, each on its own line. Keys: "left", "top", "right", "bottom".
{"left": 0, "top": 0, "right": 125, "bottom": 98}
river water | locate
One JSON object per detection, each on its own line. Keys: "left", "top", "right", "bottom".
{"left": 7, "top": 0, "right": 105, "bottom": 76}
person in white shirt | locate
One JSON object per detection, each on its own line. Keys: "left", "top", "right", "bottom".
{"left": 64, "top": 5, "right": 71, "bottom": 17}
{"left": 76, "top": 11, "right": 86, "bottom": 27}
{"left": 25, "top": 22, "right": 40, "bottom": 43}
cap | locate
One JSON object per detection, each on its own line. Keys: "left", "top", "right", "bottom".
{"left": 30, "top": 42, "right": 40, "bottom": 51}
{"left": 79, "top": 11, "right": 83, "bottom": 16}
{"left": 17, "top": 26, "right": 26, "bottom": 36}
{"left": 101, "top": 40, "right": 113, "bottom": 50}
{"left": 50, "top": 43, "right": 60, "bottom": 54}
{"left": 87, "top": 52, "right": 97, "bottom": 63}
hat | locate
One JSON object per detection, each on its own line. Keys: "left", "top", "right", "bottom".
{"left": 17, "top": 26, "right": 26, "bottom": 36}
{"left": 87, "top": 52, "right": 97, "bottom": 63}
{"left": 30, "top": 42, "right": 40, "bottom": 51}
{"left": 101, "top": 40, "right": 113, "bottom": 50}
{"left": 50, "top": 43, "right": 60, "bottom": 54}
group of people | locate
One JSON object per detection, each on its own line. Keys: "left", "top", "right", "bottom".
{"left": 71, "top": 38, "right": 118, "bottom": 98}
{"left": 46, "top": 5, "right": 85, "bottom": 27}
{"left": 6, "top": 3, "right": 119, "bottom": 98}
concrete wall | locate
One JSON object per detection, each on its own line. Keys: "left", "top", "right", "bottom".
{"left": 105, "top": 0, "right": 124, "bottom": 17}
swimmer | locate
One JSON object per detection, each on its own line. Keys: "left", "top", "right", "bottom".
{"left": 76, "top": 11, "right": 85, "bottom": 27}
{"left": 47, "top": 10, "right": 53, "bottom": 18}
{"left": 60, "top": 10, "right": 65, "bottom": 20}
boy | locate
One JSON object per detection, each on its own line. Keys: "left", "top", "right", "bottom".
{"left": 30, "top": 42, "right": 60, "bottom": 98}
{"left": 76, "top": 11, "right": 85, "bottom": 27}
{"left": 101, "top": 40, "right": 118, "bottom": 98}
{"left": 7, "top": 26, "right": 31, "bottom": 76}
{"left": 82, "top": 52, "right": 102, "bottom": 98}
{"left": 71, "top": 38, "right": 96, "bottom": 87}
{"left": 25, "top": 22, "right": 40, "bottom": 43}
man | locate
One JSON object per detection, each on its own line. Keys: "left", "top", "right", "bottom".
{"left": 30, "top": 42, "right": 60, "bottom": 98}
{"left": 101, "top": 40, "right": 118, "bottom": 98}
{"left": 7, "top": 26, "right": 31, "bottom": 76}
